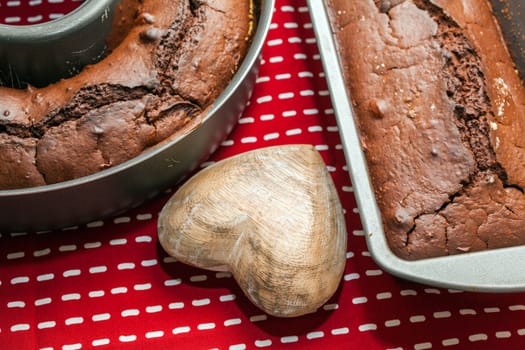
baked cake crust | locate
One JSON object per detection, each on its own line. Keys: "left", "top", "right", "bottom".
{"left": 0, "top": 0, "right": 254, "bottom": 189}
{"left": 326, "top": 0, "right": 525, "bottom": 259}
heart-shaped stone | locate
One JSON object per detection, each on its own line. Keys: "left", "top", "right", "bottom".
{"left": 158, "top": 144, "right": 347, "bottom": 317}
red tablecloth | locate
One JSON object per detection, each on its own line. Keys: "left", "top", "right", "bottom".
{"left": 2, "top": 1, "right": 525, "bottom": 349}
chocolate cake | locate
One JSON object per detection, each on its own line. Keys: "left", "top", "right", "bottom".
{"left": 0, "top": 0, "right": 255, "bottom": 189}
{"left": 326, "top": 0, "right": 525, "bottom": 259}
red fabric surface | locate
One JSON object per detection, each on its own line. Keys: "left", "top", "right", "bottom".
{"left": 2, "top": 1, "right": 525, "bottom": 349}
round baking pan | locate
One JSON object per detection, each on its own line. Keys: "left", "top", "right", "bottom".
{"left": 0, "top": 0, "right": 275, "bottom": 232}
{"left": 0, "top": 0, "right": 121, "bottom": 87}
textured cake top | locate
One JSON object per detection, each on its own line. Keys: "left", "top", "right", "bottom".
{"left": 327, "top": 0, "right": 525, "bottom": 259}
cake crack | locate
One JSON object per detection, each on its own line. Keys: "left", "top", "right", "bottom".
{"left": 405, "top": 0, "right": 498, "bottom": 175}
{"left": 404, "top": 185, "right": 465, "bottom": 253}
{"left": 504, "top": 183, "right": 525, "bottom": 194}
{"left": 38, "top": 85, "right": 153, "bottom": 133}
{"left": 418, "top": 0, "right": 525, "bottom": 191}
{"left": 155, "top": 0, "right": 193, "bottom": 74}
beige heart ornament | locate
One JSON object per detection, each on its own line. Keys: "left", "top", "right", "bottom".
{"left": 158, "top": 144, "right": 347, "bottom": 317}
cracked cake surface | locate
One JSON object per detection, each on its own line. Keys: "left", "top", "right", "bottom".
{"left": 0, "top": 0, "right": 255, "bottom": 189}
{"left": 326, "top": 0, "right": 525, "bottom": 259}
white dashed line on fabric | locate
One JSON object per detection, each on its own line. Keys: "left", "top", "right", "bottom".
{"left": 400, "top": 289, "right": 418, "bottom": 296}
{"left": 65, "top": 317, "right": 84, "bottom": 326}
{"left": 61, "top": 293, "right": 81, "bottom": 301}
{"left": 224, "top": 318, "right": 242, "bottom": 327}
{"left": 63, "top": 269, "right": 81, "bottom": 277}
{"left": 459, "top": 309, "right": 477, "bottom": 315}
{"left": 92, "top": 313, "right": 111, "bottom": 322}
{"left": 365, "top": 270, "right": 383, "bottom": 277}
{"left": 484, "top": 307, "right": 501, "bottom": 313}
{"left": 414, "top": 342, "right": 432, "bottom": 350}
{"left": 168, "top": 302, "right": 184, "bottom": 310}
{"left": 172, "top": 326, "right": 191, "bottom": 335}
{"left": 410, "top": 315, "right": 426, "bottom": 323}
{"left": 7, "top": 301, "right": 25, "bottom": 308}
{"left": 145, "top": 330, "right": 164, "bottom": 339}
{"left": 192, "top": 299, "right": 211, "bottom": 307}
{"left": 249, "top": 315, "right": 267, "bottom": 323}
{"left": 92, "top": 339, "right": 110, "bottom": 347}
{"left": 496, "top": 331, "right": 512, "bottom": 338}
{"left": 331, "top": 327, "right": 349, "bottom": 335}
{"left": 109, "top": 239, "right": 127, "bottom": 246}
{"left": 303, "top": 108, "right": 319, "bottom": 115}
{"left": 469, "top": 333, "right": 488, "bottom": 342}
{"left": 280, "top": 336, "right": 298, "bottom": 343}
{"left": 89, "top": 266, "right": 107, "bottom": 274}
{"left": 283, "top": 22, "right": 298, "bottom": 29}
{"left": 62, "top": 343, "right": 82, "bottom": 350}
{"left": 37, "top": 321, "right": 56, "bottom": 329}
{"left": 358, "top": 324, "right": 377, "bottom": 332}
{"left": 190, "top": 275, "right": 207, "bottom": 282}
{"left": 255, "top": 339, "right": 272, "bottom": 347}
{"left": 307, "top": 331, "right": 324, "bottom": 340}
{"left": 424, "top": 288, "right": 441, "bottom": 295}
{"left": 197, "top": 323, "right": 216, "bottom": 331}
{"left": 34, "top": 248, "right": 51, "bottom": 257}
{"left": 87, "top": 221, "right": 104, "bottom": 228}
{"left": 113, "top": 217, "right": 131, "bottom": 224}
{"left": 164, "top": 279, "right": 182, "bottom": 287}
{"left": 267, "top": 39, "right": 283, "bottom": 46}
{"left": 118, "top": 263, "right": 135, "bottom": 270}
{"left": 385, "top": 319, "right": 401, "bottom": 327}
{"left": 133, "top": 283, "right": 151, "bottom": 291}
{"left": 121, "top": 309, "right": 140, "bottom": 317}
{"left": 37, "top": 273, "right": 54, "bottom": 282}
{"left": 7, "top": 252, "right": 25, "bottom": 260}
{"left": 219, "top": 294, "right": 236, "bottom": 302}
{"left": 433, "top": 311, "right": 452, "bottom": 319}
{"left": 135, "top": 235, "right": 153, "bottom": 243}
{"left": 111, "top": 287, "right": 128, "bottom": 294}
{"left": 442, "top": 338, "right": 460, "bottom": 346}
{"left": 10, "top": 276, "right": 29, "bottom": 284}
{"left": 352, "top": 297, "right": 368, "bottom": 305}
{"left": 377, "top": 292, "right": 393, "bottom": 300}
{"left": 264, "top": 133, "right": 280, "bottom": 141}
{"left": 34, "top": 297, "right": 52, "bottom": 306}
{"left": 119, "top": 335, "right": 137, "bottom": 342}
{"left": 88, "top": 291, "right": 104, "bottom": 298}
{"left": 509, "top": 305, "right": 525, "bottom": 311}
{"left": 344, "top": 273, "right": 360, "bottom": 281}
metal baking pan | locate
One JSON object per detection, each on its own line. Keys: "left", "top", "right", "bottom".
{"left": 0, "top": 0, "right": 275, "bottom": 232}
{"left": 308, "top": 0, "right": 525, "bottom": 292}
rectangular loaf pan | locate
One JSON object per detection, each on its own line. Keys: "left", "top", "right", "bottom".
{"left": 307, "top": 0, "right": 525, "bottom": 293}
